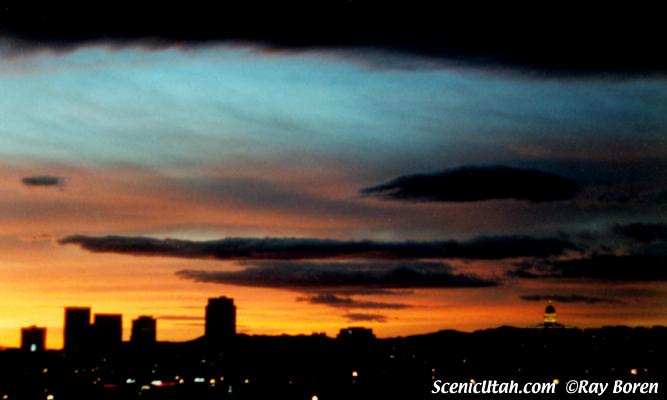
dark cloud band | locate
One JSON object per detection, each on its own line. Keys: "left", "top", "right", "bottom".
{"left": 511, "top": 254, "right": 667, "bottom": 281}
{"left": 360, "top": 166, "right": 577, "bottom": 203}
{"left": 612, "top": 223, "right": 667, "bottom": 244}
{"left": 176, "top": 261, "right": 497, "bottom": 289}
{"left": 1, "top": 3, "right": 664, "bottom": 75}
{"left": 519, "top": 294, "right": 623, "bottom": 304}
{"left": 58, "top": 234, "right": 576, "bottom": 260}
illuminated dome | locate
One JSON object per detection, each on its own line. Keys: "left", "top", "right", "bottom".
{"left": 543, "top": 302, "right": 557, "bottom": 325}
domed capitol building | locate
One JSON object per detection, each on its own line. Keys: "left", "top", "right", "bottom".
{"left": 538, "top": 301, "right": 567, "bottom": 329}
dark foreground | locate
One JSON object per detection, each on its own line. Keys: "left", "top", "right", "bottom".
{"left": 0, "top": 326, "right": 664, "bottom": 400}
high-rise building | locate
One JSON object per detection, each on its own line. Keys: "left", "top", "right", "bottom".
{"left": 337, "top": 327, "right": 375, "bottom": 341}
{"left": 205, "top": 296, "right": 236, "bottom": 340}
{"left": 93, "top": 314, "right": 122, "bottom": 351}
{"left": 64, "top": 307, "right": 91, "bottom": 352}
{"left": 337, "top": 327, "right": 376, "bottom": 350}
{"left": 131, "top": 316, "right": 156, "bottom": 345}
{"left": 21, "top": 326, "right": 46, "bottom": 352}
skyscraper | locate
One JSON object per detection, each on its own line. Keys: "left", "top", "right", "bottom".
{"left": 64, "top": 307, "right": 91, "bottom": 353}
{"left": 21, "top": 326, "right": 46, "bottom": 352}
{"left": 93, "top": 314, "right": 122, "bottom": 352}
{"left": 131, "top": 315, "right": 156, "bottom": 345}
{"left": 205, "top": 296, "right": 236, "bottom": 340}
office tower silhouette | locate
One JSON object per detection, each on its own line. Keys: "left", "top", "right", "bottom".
{"left": 337, "top": 327, "right": 376, "bottom": 353}
{"left": 131, "top": 315, "right": 156, "bottom": 345}
{"left": 337, "top": 327, "right": 375, "bottom": 341}
{"left": 21, "top": 326, "right": 46, "bottom": 352}
{"left": 93, "top": 314, "right": 122, "bottom": 352}
{"left": 64, "top": 307, "right": 91, "bottom": 353}
{"left": 205, "top": 296, "right": 236, "bottom": 340}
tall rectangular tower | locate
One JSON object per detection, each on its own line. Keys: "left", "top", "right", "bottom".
{"left": 93, "top": 314, "right": 123, "bottom": 352}
{"left": 205, "top": 296, "right": 236, "bottom": 340}
{"left": 131, "top": 315, "right": 157, "bottom": 345}
{"left": 21, "top": 326, "right": 46, "bottom": 352}
{"left": 64, "top": 307, "right": 91, "bottom": 353}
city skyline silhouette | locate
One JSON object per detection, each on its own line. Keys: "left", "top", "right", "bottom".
{"left": 2, "top": 295, "right": 664, "bottom": 399}
{"left": 12, "top": 297, "right": 607, "bottom": 351}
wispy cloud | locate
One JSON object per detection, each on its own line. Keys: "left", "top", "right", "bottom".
{"left": 297, "top": 293, "right": 411, "bottom": 309}
{"left": 343, "top": 313, "right": 388, "bottom": 323}
{"left": 156, "top": 315, "right": 204, "bottom": 321}
{"left": 21, "top": 175, "right": 64, "bottom": 187}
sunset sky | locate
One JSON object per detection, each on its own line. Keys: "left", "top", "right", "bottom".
{"left": 1, "top": 4, "right": 666, "bottom": 349}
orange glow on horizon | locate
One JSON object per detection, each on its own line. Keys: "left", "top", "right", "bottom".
{"left": 1, "top": 163, "right": 666, "bottom": 349}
